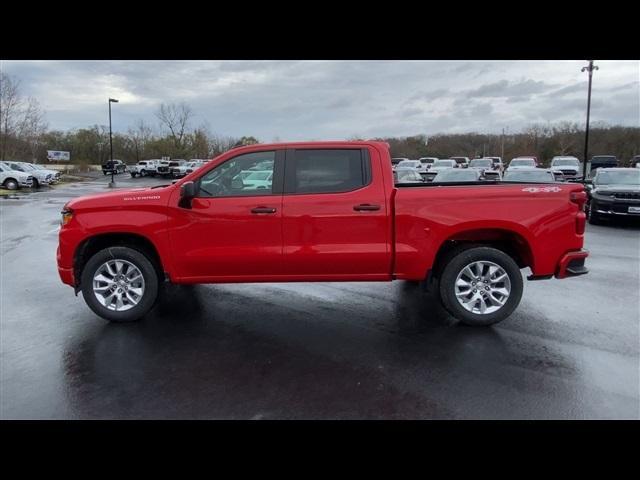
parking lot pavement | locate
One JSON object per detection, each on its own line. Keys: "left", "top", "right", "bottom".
{"left": 1, "top": 175, "right": 639, "bottom": 419}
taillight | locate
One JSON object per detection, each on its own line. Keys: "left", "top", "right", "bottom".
{"left": 570, "top": 190, "right": 587, "bottom": 210}
{"left": 570, "top": 190, "right": 587, "bottom": 235}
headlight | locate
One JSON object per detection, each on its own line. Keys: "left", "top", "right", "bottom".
{"left": 592, "top": 189, "right": 613, "bottom": 198}
{"left": 61, "top": 206, "right": 74, "bottom": 226}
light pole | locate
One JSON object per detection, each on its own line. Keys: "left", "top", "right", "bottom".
{"left": 581, "top": 61, "right": 598, "bottom": 181}
{"left": 108, "top": 98, "right": 119, "bottom": 187}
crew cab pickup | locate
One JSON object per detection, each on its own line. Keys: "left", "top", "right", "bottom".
{"left": 57, "top": 141, "right": 589, "bottom": 326}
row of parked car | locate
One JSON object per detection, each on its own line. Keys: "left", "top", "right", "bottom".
{"left": 0, "top": 161, "right": 62, "bottom": 190}
{"left": 102, "top": 159, "right": 211, "bottom": 179}
{"left": 391, "top": 154, "right": 640, "bottom": 185}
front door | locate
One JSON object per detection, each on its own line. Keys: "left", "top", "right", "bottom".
{"left": 168, "top": 150, "right": 284, "bottom": 281}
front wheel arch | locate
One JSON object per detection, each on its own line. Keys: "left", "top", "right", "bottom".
{"left": 74, "top": 233, "right": 166, "bottom": 288}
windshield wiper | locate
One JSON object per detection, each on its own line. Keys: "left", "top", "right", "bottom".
{"left": 150, "top": 184, "right": 170, "bottom": 189}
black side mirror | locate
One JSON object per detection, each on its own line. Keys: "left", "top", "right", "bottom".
{"left": 179, "top": 181, "right": 196, "bottom": 208}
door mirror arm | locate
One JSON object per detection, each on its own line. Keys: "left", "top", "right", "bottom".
{"left": 179, "top": 181, "right": 196, "bottom": 209}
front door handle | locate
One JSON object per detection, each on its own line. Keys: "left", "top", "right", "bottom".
{"left": 353, "top": 204, "right": 381, "bottom": 211}
{"left": 251, "top": 207, "right": 277, "bottom": 214}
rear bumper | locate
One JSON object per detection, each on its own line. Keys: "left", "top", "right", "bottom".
{"left": 555, "top": 249, "right": 589, "bottom": 279}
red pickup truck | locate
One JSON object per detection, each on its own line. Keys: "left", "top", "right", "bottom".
{"left": 57, "top": 141, "right": 589, "bottom": 326}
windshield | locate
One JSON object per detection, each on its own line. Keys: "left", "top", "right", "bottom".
{"left": 434, "top": 170, "right": 479, "bottom": 182}
{"left": 433, "top": 160, "right": 455, "bottom": 168}
{"left": 504, "top": 170, "right": 554, "bottom": 182}
{"left": 469, "top": 159, "right": 492, "bottom": 168}
{"left": 398, "top": 160, "right": 419, "bottom": 168}
{"left": 510, "top": 159, "right": 536, "bottom": 167}
{"left": 596, "top": 170, "right": 640, "bottom": 185}
{"left": 396, "top": 170, "right": 422, "bottom": 182}
{"left": 552, "top": 159, "right": 580, "bottom": 166}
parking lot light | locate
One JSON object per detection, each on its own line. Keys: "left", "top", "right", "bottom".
{"left": 581, "top": 61, "right": 598, "bottom": 181}
{"left": 108, "top": 98, "right": 119, "bottom": 188}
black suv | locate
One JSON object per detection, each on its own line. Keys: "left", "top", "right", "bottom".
{"left": 102, "top": 160, "right": 126, "bottom": 175}
{"left": 586, "top": 168, "right": 640, "bottom": 224}
{"left": 590, "top": 155, "right": 618, "bottom": 173}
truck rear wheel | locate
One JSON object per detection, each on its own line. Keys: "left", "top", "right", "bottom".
{"left": 80, "top": 246, "right": 159, "bottom": 322}
{"left": 438, "top": 246, "right": 523, "bottom": 326}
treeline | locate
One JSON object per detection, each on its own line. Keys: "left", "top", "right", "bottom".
{"left": 2, "top": 72, "right": 639, "bottom": 167}
{"left": 370, "top": 122, "right": 640, "bottom": 167}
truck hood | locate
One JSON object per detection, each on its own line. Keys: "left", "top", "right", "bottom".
{"left": 66, "top": 185, "right": 173, "bottom": 210}
{"left": 551, "top": 166, "right": 580, "bottom": 172}
{"left": 593, "top": 184, "right": 640, "bottom": 194}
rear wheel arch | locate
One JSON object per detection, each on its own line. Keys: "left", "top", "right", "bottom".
{"left": 74, "top": 232, "right": 166, "bottom": 287}
{"left": 429, "top": 228, "right": 534, "bottom": 281}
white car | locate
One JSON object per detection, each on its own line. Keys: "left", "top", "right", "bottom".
{"left": 550, "top": 156, "right": 583, "bottom": 180}
{"left": 451, "top": 156, "right": 470, "bottom": 168}
{"left": 483, "top": 156, "right": 504, "bottom": 174}
{"left": 0, "top": 163, "right": 34, "bottom": 190}
{"left": 507, "top": 157, "right": 539, "bottom": 171}
{"left": 171, "top": 160, "right": 207, "bottom": 178}
{"left": 396, "top": 159, "right": 427, "bottom": 174}
{"left": 468, "top": 158, "right": 502, "bottom": 180}
{"left": 503, "top": 168, "right": 557, "bottom": 183}
{"left": 418, "top": 157, "right": 438, "bottom": 171}
{"left": 2, "top": 161, "right": 57, "bottom": 188}
{"left": 424, "top": 159, "right": 458, "bottom": 182}
{"left": 129, "top": 160, "right": 161, "bottom": 177}
{"left": 30, "top": 163, "right": 62, "bottom": 184}
{"left": 239, "top": 170, "right": 273, "bottom": 190}
{"left": 391, "top": 157, "right": 410, "bottom": 171}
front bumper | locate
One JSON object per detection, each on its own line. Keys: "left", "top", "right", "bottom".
{"left": 591, "top": 197, "right": 640, "bottom": 217}
{"left": 57, "top": 245, "right": 75, "bottom": 286}
{"left": 555, "top": 249, "right": 589, "bottom": 279}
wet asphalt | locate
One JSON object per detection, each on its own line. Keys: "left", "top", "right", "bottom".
{"left": 1, "top": 173, "right": 639, "bottom": 419}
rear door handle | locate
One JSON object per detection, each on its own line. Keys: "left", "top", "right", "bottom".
{"left": 251, "top": 207, "right": 277, "bottom": 214}
{"left": 353, "top": 204, "right": 381, "bottom": 211}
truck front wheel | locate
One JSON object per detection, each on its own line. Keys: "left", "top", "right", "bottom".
{"left": 80, "top": 246, "right": 159, "bottom": 322}
{"left": 438, "top": 247, "right": 523, "bottom": 326}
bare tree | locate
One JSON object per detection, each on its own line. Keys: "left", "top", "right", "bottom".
{"left": 128, "top": 120, "right": 154, "bottom": 162}
{"left": 0, "top": 73, "right": 22, "bottom": 160}
{"left": 155, "top": 102, "right": 193, "bottom": 153}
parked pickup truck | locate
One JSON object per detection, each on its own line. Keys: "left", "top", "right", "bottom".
{"left": 57, "top": 141, "right": 589, "bottom": 326}
{"left": 129, "top": 159, "right": 160, "bottom": 178}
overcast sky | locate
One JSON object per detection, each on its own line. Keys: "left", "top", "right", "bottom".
{"left": 2, "top": 60, "right": 638, "bottom": 140}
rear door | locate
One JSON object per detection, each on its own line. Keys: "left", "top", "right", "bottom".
{"left": 281, "top": 147, "right": 390, "bottom": 278}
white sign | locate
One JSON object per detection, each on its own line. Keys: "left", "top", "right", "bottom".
{"left": 47, "top": 150, "right": 70, "bottom": 161}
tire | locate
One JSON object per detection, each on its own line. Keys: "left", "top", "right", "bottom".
{"left": 3, "top": 178, "right": 19, "bottom": 190}
{"left": 131, "top": 172, "right": 137, "bottom": 178}
{"left": 438, "top": 246, "right": 523, "bottom": 326}
{"left": 140, "top": 169, "right": 147, "bottom": 177}
{"left": 587, "top": 202, "right": 602, "bottom": 225}
{"left": 80, "top": 246, "right": 159, "bottom": 322}
{"left": 32, "top": 178, "right": 40, "bottom": 189}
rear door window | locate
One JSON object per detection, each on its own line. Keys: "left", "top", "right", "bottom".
{"left": 287, "top": 149, "right": 370, "bottom": 194}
